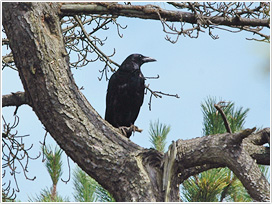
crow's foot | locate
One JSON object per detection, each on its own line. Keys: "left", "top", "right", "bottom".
{"left": 119, "top": 125, "right": 143, "bottom": 138}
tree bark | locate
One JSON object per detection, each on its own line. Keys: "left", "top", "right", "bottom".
{"left": 2, "top": 92, "right": 28, "bottom": 107}
{"left": 2, "top": 2, "right": 164, "bottom": 202}
{"left": 2, "top": 2, "right": 270, "bottom": 202}
{"left": 175, "top": 128, "right": 270, "bottom": 201}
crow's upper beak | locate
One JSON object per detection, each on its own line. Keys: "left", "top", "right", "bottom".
{"left": 142, "top": 56, "right": 157, "bottom": 63}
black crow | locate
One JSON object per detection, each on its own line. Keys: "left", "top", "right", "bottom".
{"left": 105, "top": 54, "right": 156, "bottom": 138}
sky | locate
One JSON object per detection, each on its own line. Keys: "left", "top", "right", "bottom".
{"left": 1, "top": 2, "right": 270, "bottom": 202}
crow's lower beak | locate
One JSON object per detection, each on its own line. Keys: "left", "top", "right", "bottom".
{"left": 142, "top": 56, "right": 157, "bottom": 63}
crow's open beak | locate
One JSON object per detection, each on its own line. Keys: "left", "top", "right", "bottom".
{"left": 142, "top": 56, "right": 157, "bottom": 63}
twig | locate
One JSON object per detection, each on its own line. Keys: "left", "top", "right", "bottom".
{"left": 214, "top": 102, "right": 232, "bottom": 134}
{"left": 145, "top": 74, "right": 160, "bottom": 79}
{"left": 74, "top": 15, "right": 119, "bottom": 71}
{"left": 2, "top": 38, "right": 10, "bottom": 45}
{"left": 61, "top": 156, "right": 71, "bottom": 184}
{"left": 2, "top": 115, "right": 39, "bottom": 200}
{"left": 40, "top": 131, "right": 48, "bottom": 162}
{"left": 145, "top": 84, "right": 180, "bottom": 111}
{"left": 61, "top": 2, "right": 270, "bottom": 43}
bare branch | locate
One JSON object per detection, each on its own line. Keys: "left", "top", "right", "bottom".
{"left": 214, "top": 101, "right": 232, "bottom": 134}
{"left": 60, "top": 3, "right": 269, "bottom": 27}
{"left": 2, "top": 38, "right": 9, "bottom": 45}
{"left": 2, "top": 92, "right": 30, "bottom": 113}
{"left": 2, "top": 91, "right": 30, "bottom": 114}
{"left": 74, "top": 15, "right": 119, "bottom": 71}
{"left": 2, "top": 52, "right": 14, "bottom": 64}
{"left": 145, "top": 84, "right": 180, "bottom": 111}
{"left": 40, "top": 130, "right": 48, "bottom": 162}
{"left": 62, "top": 15, "right": 123, "bottom": 72}
{"left": 60, "top": 2, "right": 269, "bottom": 43}
{"left": 61, "top": 156, "right": 71, "bottom": 184}
{"left": 2, "top": 52, "right": 17, "bottom": 71}
{"left": 2, "top": 115, "right": 40, "bottom": 200}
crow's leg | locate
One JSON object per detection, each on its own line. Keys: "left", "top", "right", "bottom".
{"left": 118, "top": 125, "right": 143, "bottom": 138}
{"left": 118, "top": 126, "right": 132, "bottom": 138}
{"left": 130, "top": 125, "right": 143, "bottom": 134}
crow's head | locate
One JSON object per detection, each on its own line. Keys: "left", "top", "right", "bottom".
{"left": 120, "top": 54, "right": 156, "bottom": 71}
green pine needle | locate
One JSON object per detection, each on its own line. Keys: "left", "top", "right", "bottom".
{"left": 181, "top": 96, "right": 253, "bottom": 202}
{"left": 149, "top": 119, "right": 171, "bottom": 153}
{"left": 43, "top": 145, "right": 63, "bottom": 186}
{"left": 72, "top": 166, "right": 115, "bottom": 202}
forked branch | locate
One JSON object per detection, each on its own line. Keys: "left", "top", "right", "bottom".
{"left": 175, "top": 128, "right": 270, "bottom": 201}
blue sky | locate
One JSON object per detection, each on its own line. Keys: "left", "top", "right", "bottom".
{"left": 2, "top": 2, "right": 270, "bottom": 202}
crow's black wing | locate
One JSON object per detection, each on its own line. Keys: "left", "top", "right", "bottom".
{"left": 127, "top": 72, "right": 145, "bottom": 125}
{"left": 105, "top": 72, "right": 120, "bottom": 127}
{"left": 105, "top": 71, "right": 145, "bottom": 128}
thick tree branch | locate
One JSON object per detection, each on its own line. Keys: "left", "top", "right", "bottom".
{"left": 3, "top": 2, "right": 270, "bottom": 202}
{"left": 179, "top": 163, "right": 224, "bottom": 183}
{"left": 60, "top": 3, "right": 270, "bottom": 28}
{"left": 2, "top": 92, "right": 29, "bottom": 107}
{"left": 175, "top": 128, "right": 270, "bottom": 201}
{"left": 245, "top": 127, "right": 270, "bottom": 145}
{"left": 243, "top": 128, "right": 270, "bottom": 165}
{"left": 178, "top": 128, "right": 270, "bottom": 183}
{"left": 3, "top": 3, "right": 155, "bottom": 202}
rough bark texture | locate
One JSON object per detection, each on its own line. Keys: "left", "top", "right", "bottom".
{"left": 2, "top": 2, "right": 270, "bottom": 202}
{"left": 2, "top": 2, "right": 165, "bottom": 202}
{"left": 2, "top": 92, "right": 28, "bottom": 107}
{"left": 175, "top": 129, "right": 270, "bottom": 201}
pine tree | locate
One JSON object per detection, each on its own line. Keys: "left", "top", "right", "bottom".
{"left": 28, "top": 145, "right": 69, "bottom": 202}
{"left": 148, "top": 99, "right": 269, "bottom": 202}
{"left": 149, "top": 119, "right": 170, "bottom": 153}
{"left": 72, "top": 166, "right": 115, "bottom": 202}
{"left": 181, "top": 96, "right": 252, "bottom": 202}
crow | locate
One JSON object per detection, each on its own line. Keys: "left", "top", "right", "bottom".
{"left": 105, "top": 54, "right": 156, "bottom": 138}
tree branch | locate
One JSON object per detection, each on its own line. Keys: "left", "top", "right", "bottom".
{"left": 74, "top": 15, "right": 119, "bottom": 71}
{"left": 214, "top": 102, "right": 232, "bottom": 134}
{"left": 2, "top": 92, "right": 29, "bottom": 108}
{"left": 178, "top": 163, "right": 224, "bottom": 183}
{"left": 2, "top": 52, "right": 14, "bottom": 64}
{"left": 60, "top": 3, "right": 270, "bottom": 27}
{"left": 243, "top": 128, "right": 270, "bottom": 165}
{"left": 2, "top": 52, "right": 16, "bottom": 71}
{"left": 3, "top": 3, "right": 154, "bottom": 201}
{"left": 3, "top": 2, "right": 270, "bottom": 202}
{"left": 175, "top": 128, "right": 270, "bottom": 201}
{"left": 2, "top": 38, "right": 9, "bottom": 45}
